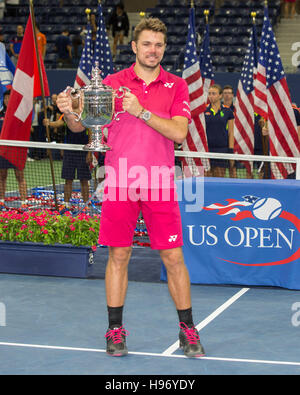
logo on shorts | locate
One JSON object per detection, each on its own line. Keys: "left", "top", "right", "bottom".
{"left": 168, "top": 234, "right": 178, "bottom": 242}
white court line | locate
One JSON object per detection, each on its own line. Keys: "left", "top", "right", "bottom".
{"left": 162, "top": 287, "right": 250, "bottom": 356}
{"left": 1, "top": 341, "right": 300, "bottom": 367}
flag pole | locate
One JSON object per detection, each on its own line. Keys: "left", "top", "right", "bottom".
{"left": 29, "top": 0, "right": 59, "bottom": 210}
{"left": 85, "top": 8, "right": 93, "bottom": 149}
{"left": 261, "top": 3, "right": 271, "bottom": 178}
{"left": 204, "top": 9, "right": 209, "bottom": 24}
{"left": 252, "top": 9, "right": 269, "bottom": 177}
{"left": 84, "top": 7, "right": 97, "bottom": 186}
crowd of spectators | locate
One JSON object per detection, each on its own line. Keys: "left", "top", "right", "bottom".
{"left": 0, "top": 1, "right": 130, "bottom": 69}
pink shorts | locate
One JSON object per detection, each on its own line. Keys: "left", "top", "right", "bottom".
{"left": 98, "top": 188, "right": 183, "bottom": 250}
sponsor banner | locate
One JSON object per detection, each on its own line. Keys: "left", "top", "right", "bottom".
{"left": 161, "top": 177, "right": 300, "bottom": 290}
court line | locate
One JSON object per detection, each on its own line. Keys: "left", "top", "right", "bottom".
{"left": 162, "top": 287, "right": 250, "bottom": 356}
{"left": 1, "top": 341, "right": 300, "bottom": 367}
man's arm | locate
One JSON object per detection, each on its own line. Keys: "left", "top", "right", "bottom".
{"left": 56, "top": 91, "right": 85, "bottom": 133}
{"left": 227, "top": 118, "right": 234, "bottom": 150}
{"left": 122, "top": 92, "right": 188, "bottom": 144}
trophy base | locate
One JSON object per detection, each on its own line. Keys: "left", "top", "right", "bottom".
{"left": 83, "top": 142, "right": 111, "bottom": 152}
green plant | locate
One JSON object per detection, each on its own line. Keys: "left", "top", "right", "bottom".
{"left": 0, "top": 210, "right": 100, "bottom": 247}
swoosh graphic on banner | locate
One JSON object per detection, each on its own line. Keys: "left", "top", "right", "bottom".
{"left": 219, "top": 210, "right": 300, "bottom": 267}
{"left": 219, "top": 247, "right": 300, "bottom": 267}
{"left": 280, "top": 210, "right": 300, "bottom": 232}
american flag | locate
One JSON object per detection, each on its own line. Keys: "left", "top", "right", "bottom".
{"left": 181, "top": 7, "right": 209, "bottom": 175}
{"left": 74, "top": 22, "right": 93, "bottom": 89}
{"left": 199, "top": 23, "right": 214, "bottom": 102}
{"left": 93, "top": 3, "right": 114, "bottom": 78}
{"left": 254, "top": 6, "right": 300, "bottom": 179}
{"left": 234, "top": 23, "right": 258, "bottom": 173}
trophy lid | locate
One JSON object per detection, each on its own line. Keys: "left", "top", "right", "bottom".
{"left": 83, "top": 62, "right": 113, "bottom": 92}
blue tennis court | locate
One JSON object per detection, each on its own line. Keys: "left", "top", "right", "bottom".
{"left": 0, "top": 273, "right": 300, "bottom": 375}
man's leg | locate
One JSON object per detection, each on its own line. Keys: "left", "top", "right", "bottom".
{"left": 0, "top": 169, "right": 8, "bottom": 208}
{"left": 14, "top": 169, "right": 27, "bottom": 202}
{"left": 64, "top": 179, "right": 73, "bottom": 203}
{"left": 104, "top": 246, "right": 132, "bottom": 357}
{"left": 105, "top": 246, "right": 132, "bottom": 308}
{"left": 0, "top": 169, "right": 8, "bottom": 201}
{"left": 159, "top": 247, "right": 191, "bottom": 310}
{"left": 160, "top": 247, "right": 205, "bottom": 358}
{"left": 80, "top": 179, "right": 89, "bottom": 202}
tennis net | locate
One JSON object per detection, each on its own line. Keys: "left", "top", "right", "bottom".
{"left": 0, "top": 139, "right": 299, "bottom": 215}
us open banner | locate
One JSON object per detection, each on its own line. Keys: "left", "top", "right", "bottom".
{"left": 161, "top": 177, "right": 300, "bottom": 290}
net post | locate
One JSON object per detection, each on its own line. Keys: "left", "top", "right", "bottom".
{"left": 296, "top": 158, "right": 300, "bottom": 180}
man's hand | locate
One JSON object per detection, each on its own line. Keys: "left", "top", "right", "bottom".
{"left": 55, "top": 90, "right": 85, "bottom": 133}
{"left": 56, "top": 91, "right": 73, "bottom": 115}
{"left": 122, "top": 92, "right": 143, "bottom": 118}
{"left": 43, "top": 118, "right": 50, "bottom": 127}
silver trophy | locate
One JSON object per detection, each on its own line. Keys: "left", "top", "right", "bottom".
{"left": 65, "top": 63, "right": 130, "bottom": 151}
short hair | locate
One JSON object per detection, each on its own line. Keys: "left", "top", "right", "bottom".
{"left": 210, "top": 84, "right": 223, "bottom": 94}
{"left": 223, "top": 85, "right": 234, "bottom": 93}
{"left": 133, "top": 17, "right": 167, "bottom": 43}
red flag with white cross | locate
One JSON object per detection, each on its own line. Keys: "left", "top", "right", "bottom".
{"left": 0, "top": 14, "right": 49, "bottom": 170}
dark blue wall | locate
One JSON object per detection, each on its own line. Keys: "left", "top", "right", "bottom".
{"left": 47, "top": 69, "right": 300, "bottom": 106}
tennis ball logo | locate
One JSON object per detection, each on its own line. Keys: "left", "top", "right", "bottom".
{"left": 252, "top": 198, "right": 282, "bottom": 220}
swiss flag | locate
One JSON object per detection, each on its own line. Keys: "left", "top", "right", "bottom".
{"left": 0, "top": 14, "right": 49, "bottom": 170}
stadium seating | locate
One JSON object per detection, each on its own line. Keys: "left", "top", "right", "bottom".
{"left": 1, "top": 0, "right": 100, "bottom": 69}
{"left": 1, "top": 0, "right": 281, "bottom": 73}
{"left": 144, "top": 0, "right": 281, "bottom": 73}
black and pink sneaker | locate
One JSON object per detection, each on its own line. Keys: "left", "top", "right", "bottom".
{"left": 105, "top": 325, "right": 129, "bottom": 357}
{"left": 179, "top": 322, "right": 205, "bottom": 358}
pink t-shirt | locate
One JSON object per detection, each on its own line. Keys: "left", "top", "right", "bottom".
{"left": 102, "top": 64, "right": 191, "bottom": 189}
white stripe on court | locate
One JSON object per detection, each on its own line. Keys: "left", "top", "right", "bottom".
{"left": 162, "top": 287, "right": 250, "bottom": 356}
{"left": 1, "top": 341, "right": 300, "bottom": 367}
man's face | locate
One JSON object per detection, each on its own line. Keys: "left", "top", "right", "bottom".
{"left": 52, "top": 94, "right": 57, "bottom": 105}
{"left": 132, "top": 29, "right": 166, "bottom": 70}
{"left": 223, "top": 89, "right": 233, "bottom": 104}
{"left": 17, "top": 25, "right": 24, "bottom": 36}
{"left": 4, "top": 93, "right": 10, "bottom": 107}
{"left": 208, "top": 88, "right": 222, "bottom": 105}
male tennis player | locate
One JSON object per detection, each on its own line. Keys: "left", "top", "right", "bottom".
{"left": 57, "top": 17, "right": 205, "bottom": 358}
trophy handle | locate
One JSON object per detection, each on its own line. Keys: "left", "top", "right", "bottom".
{"left": 63, "top": 86, "right": 83, "bottom": 122}
{"left": 114, "top": 86, "right": 131, "bottom": 121}
{"left": 115, "top": 86, "right": 130, "bottom": 99}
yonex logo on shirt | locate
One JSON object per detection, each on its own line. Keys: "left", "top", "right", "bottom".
{"left": 164, "top": 82, "right": 174, "bottom": 88}
{"left": 168, "top": 235, "right": 178, "bottom": 242}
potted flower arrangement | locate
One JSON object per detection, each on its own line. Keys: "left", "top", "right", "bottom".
{"left": 0, "top": 210, "right": 100, "bottom": 278}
